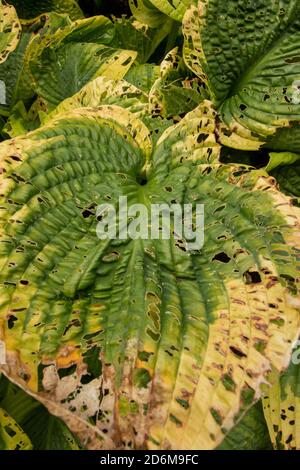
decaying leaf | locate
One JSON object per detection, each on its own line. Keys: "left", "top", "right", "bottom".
{"left": 0, "top": 103, "right": 299, "bottom": 449}
{"left": 0, "top": 1, "right": 21, "bottom": 64}
{"left": 263, "top": 347, "right": 300, "bottom": 450}
{"left": 0, "top": 407, "right": 32, "bottom": 450}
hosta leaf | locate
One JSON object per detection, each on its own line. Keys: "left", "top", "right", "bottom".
{"left": 0, "top": 13, "right": 75, "bottom": 114}
{"left": 267, "top": 152, "right": 300, "bottom": 173}
{"left": 3, "top": 99, "right": 46, "bottom": 138}
{"left": 0, "top": 375, "right": 80, "bottom": 449}
{"left": 148, "top": 0, "right": 194, "bottom": 21}
{"left": 0, "top": 104, "right": 299, "bottom": 450}
{"left": 0, "top": 407, "right": 32, "bottom": 450}
{"left": 129, "top": 0, "right": 167, "bottom": 28}
{"left": 26, "top": 17, "right": 137, "bottom": 110}
{"left": 111, "top": 17, "right": 173, "bottom": 64}
{"left": 149, "top": 47, "right": 207, "bottom": 118}
{"left": 263, "top": 347, "right": 300, "bottom": 449}
{"left": 270, "top": 160, "right": 300, "bottom": 199}
{"left": 125, "top": 63, "right": 160, "bottom": 93}
{"left": 217, "top": 401, "right": 272, "bottom": 450}
{"left": 183, "top": 1, "right": 300, "bottom": 152}
{"left": 46, "top": 76, "right": 148, "bottom": 123}
{"left": 0, "top": 29, "right": 33, "bottom": 113}
{"left": 30, "top": 45, "right": 137, "bottom": 111}
{"left": 7, "top": 0, "right": 84, "bottom": 21}
{"left": 0, "top": 1, "right": 21, "bottom": 65}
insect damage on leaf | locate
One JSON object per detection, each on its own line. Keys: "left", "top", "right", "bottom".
{"left": 0, "top": 103, "right": 299, "bottom": 450}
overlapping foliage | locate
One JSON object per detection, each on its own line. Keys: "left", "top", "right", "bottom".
{"left": 0, "top": 0, "right": 299, "bottom": 451}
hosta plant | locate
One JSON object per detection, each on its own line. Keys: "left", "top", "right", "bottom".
{"left": 0, "top": 0, "right": 299, "bottom": 451}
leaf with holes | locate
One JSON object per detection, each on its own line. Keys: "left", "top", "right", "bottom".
{"left": 0, "top": 1, "right": 21, "bottom": 65}
{"left": 25, "top": 16, "right": 137, "bottom": 111}
{"left": 263, "top": 346, "right": 300, "bottom": 450}
{"left": 0, "top": 407, "right": 32, "bottom": 450}
{"left": 149, "top": 47, "right": 207, "bottom": 118}
{"left": 148, "top": 0, "right": 195, "bottom": 22}
{"left": 0, "top": 374, "right": 80, "bottom": 449}
{"left": 0, "top": 102, "right": 299, "bottom": 449}
{"left": 183, "top": 0, "right": 300, "bottom": 152}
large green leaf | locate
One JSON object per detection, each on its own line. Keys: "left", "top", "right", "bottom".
{"left": 263, "top": 346, "right": 300, "bottom": 449}
{"left": 183, "top": 1, "right": 300, "bottom": 152}
{"left": 0, "top": 407, "right": 32, "bottom": 450}
{"left": 7, "top": 0, "right": 84, "bottom": 21}
{"left": 0, "top": 103, "right": 299, "bottom": 449}
{"left": 0, "top": 1, "right": 21, "bottom": 64}
{"left": 26, "top": 16, "right": 137, "bottom": 110}
{"left": 0, "top": 13, "right": 74, "bottom": 114}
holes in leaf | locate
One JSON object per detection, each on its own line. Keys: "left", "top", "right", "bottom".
{"left": 229, "top": 346, "right": 247, "bottom": 359}
{"left": 212, "top": 252, "right": 231, "bottom": 263}
{"left": 58, "top": 364, "right": 77, "bottom": 379}
{"left": 83, "top": 346, "right": 102, "bottom": 380}
{"left": 243, "top": 270, "right": 262, "bottom": 284}
{"left": 7, "top": 314, "right": 17, "bottom": 329}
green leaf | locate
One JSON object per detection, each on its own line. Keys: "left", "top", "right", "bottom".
{"left": 270, "top": 160, "right": 300, "bottom": 198}
{"left": 111, "top": 17, "right": 173, "bottom": 63}
{"left": 7, "top": 0, "right": 84, "bottom": 21}
{"left": 148, "top": 0, "right": 194, "bottom": 22}
{"left": 3, "top": 100, "right": 45, "bottom": 138}
{"left": 267, "top": 152, "right": 300, "bottom": 172}
{"left": 0, "top": 407, "right": 32, "bottom": 450}
{"left": 149, "top": 47, "right": 207, "bottom": 118}
{"left": 0, "top": 103, "right": 299, "bottom": 450}
{"left": 129, "top": 0, "right": 167, "bottom": 28}
{"left": 26, "top": 16, "right": 137, "bottom": 110}
{"left": 0, "top": 375, "right": 80, "bottom": 449}
{"left": 183, "top": 1, "right": 300, "bottom": 152}
{"left": 0, "top": 13, "right": 74, "bottom": 114}
{"left": 263, "top": 346, "right": 300, "bottom": 450}
{"left": 47, "top": 76, "right": 148, "bottom": 123}
{"left": 0, "top": 1, "right": 21, "bottom": 64}
{"left": 218, "top": 401, "right": 272, "bottom": 450}
{"left": 125, "top": 63, "right": 160, "bottom": 93}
